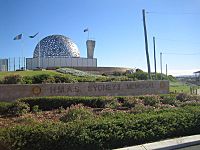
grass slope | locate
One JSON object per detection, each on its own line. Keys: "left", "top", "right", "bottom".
{"left": 170, "top": 80, "right": 191, "bottom": 94}
{"left": 0, "top": 70, "right": 62, "bottom": 80}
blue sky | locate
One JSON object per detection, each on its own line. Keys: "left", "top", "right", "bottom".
{"left": 0, "top": 0, "right": 200, "bottom": 75}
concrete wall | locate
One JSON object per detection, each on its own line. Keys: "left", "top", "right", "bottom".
{"left": 26, "top": 57, "right": 97, "bottom": 70}
{"left": 0, "top": 80, "right": 169, "bottom": 102}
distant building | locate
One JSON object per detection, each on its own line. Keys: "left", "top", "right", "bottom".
{"left": 26, "top": 35, "right": 97, "bottom": 70}
{"left": 194, "top": 71, "right": 200, "bottom": 81}
{"left": 0, "top": 59, "right": 8, "bottom": 71}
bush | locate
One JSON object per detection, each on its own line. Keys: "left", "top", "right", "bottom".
{"left": 130, "top": 103, "right": 148, "bottom": 114}
{"left": 21, "top": 76, "right": 33, "bottom": 84}
{"left": 105, "top": 101, "right": 121, "bottom": 109}
{"left": 60, "top": 104, "right": 94, "bottom": 122}
{"left": 8, "top": 102, "right": 30, "bottom": 116}
{"left": 0, "top": 102, "right": 13, "bottom": 115}
{"left": 0, "top": 79, "right": 3, "bottom": 84}
{"left": 3, "top": 74, "right": 22, "bottom": 84}
{"left": 32, "top": 74, "right": 52, "bottom": 84}
{"left": 18, "top": 96, "right": 112, "bottom": 111}
{"left": 31, "top": 105, "right": 40, "bottom": 113}
{"left": 160, "top": 95, "right": 176, "bottom": 105}
{"left": 176, "top": 93, "right": 188, "bottom": 102}
{"left": 141, "top": 95, "right": 159, "bottom": 106}
{"left": 1, "top": 105, "right": 200, "bottom": 150}
{"left": 54, "top": 74, "right": 77, "bottom": 83}
{"left": 18, "top": 95, "right": 193, "bottom": 112}
{"left": 127, "top": 71, "right": 148, "bottom": 80}
{"left": 121, "top": 97, "right": 137, "bottom": 108}
{"left": 0, "top": 102, "right": 30, "bottom": 116}
{"left": 99, "top": 108, "right": 115, "bottom": 116}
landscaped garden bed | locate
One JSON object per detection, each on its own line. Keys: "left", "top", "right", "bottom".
{"left": 1, "top": 94, "right": 200, "bottom": 150}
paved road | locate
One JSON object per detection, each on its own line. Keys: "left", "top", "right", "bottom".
{"left": 178, "top": 144, "right": 200, "bottom": 150}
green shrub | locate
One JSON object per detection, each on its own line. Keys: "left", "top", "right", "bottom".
{"left": 1, "top": 106, "right": 200, "bottom": 150}
{"left": 31, "top": 105, "right": 40, "bottom": 113}
{"left": 0, "top": 79, "right": 3, "bottom": 84}
{"left": 57, "top": 106, "right": 66, "bottom": 113}
{"left": 8, "top": 102, "right": 30, "bottom": 116}
{"left": 141, "top": 95, "right": 159, "bottom": 106}
{"left": 54, "top": 74, "right": 77, "bottom": 83}
{"left": 18, "top": 95, "right": 194, "bottom": 112}
{"left": 128, "top": 71, "right": 148, "bottom": 80}
{"left": 21, "top": 76, "right": 33, "bottom": 84}
{"left": 121, "top": 97, "right": 137, "bottom": 108}
{"left": 15, "top": 117, "right": 37, "bottom": 125}
{"left": 176, "top": 93, "right": 188, "bottom": 102}
{"left": 160, "top": 95, "right": 176, "bottom": 105}
{"left": 76, "top": 76, "right": 96, "bottom": 82}
{"left": 43, "top": 76, "right": 56, "bottom": 83}
{"left": 95, "top": 76, "right": 111, "bottom": 82}
{"left": 99, "top": 108, "right": 115, "bottom": 116}
{"left": 0, "top": 102, "right": 29, "bottom": 116}
{"left": 105, "top": 101, "right": 121, "bottom": 109}
{"left": 60, "top": 104, "right": 94, "bottom": 122}
{"left": 3, "top": 74, "right": 22, "bottom": 84}
{"left": 130, "top": 103, "right": 146, "bottom": 114}
{"left": 113, "top": 76, "right": 130, "bottom": 81}
{"left": 18, "top": 96, "right": 112, "bottom": 111}
{"left": 112, "top": 71, "right": 122, "bottom": 76}
{"left": 32, "top": 74, "right": 52, "bottom": 84}
{"left": 183, "top": 95, "right": 200, "bottom": 102}
{"left": 0, "top": 102, "right": 13, "bottom": 115}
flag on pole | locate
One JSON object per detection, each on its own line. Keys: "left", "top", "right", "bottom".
{"left": 84, "top": 28, "right": 88, "bottom": 32}
{"left": 13, "top": 34, "right": 22, "bottom": 40}
{"left": 29, "top": 32, "right": 39, "bottom": 38}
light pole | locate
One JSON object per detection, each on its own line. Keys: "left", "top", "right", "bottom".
{"left": 153, "top": 36, "right": 157, "bottom": 80}
{"left": 142, "top": 9, "right": 151, "bottom": 80}
{"left": 160, "top": 52, "right": 163, "bottom": 80}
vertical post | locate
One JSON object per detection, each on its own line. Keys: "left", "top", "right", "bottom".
{"left": 19, "top": 57, "right": 20, "bottom": 70}
{"left": 142, "top": 9, "right": 151, "bottom": 79}
{"left": 24, "top": 57, "right": 26, "bottom": 70}
{"left": 38, "top": 40, "right": 41, "bottom": 68}
{"left": 0, "top": 58, "right": 1, "bottom": 71}
{"left": 166, "top": 64, "right": 168, "bottom": 77}
{"left": 153, "top": 36, "right": 157, "bottom": 80}
{"left": 160, "top": 52, "right": 163, "bottom": 80}
{"left": 8, "top": 58, "right": 10, "bottom": 71}
{"left": 14, "top": 57, "right": 15, "bottom": 71}
{"left": 87, "top": 29, "right": 90, "bottom": 40}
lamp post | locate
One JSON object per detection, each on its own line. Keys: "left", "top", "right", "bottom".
{"left": 160, "top": 52, "right": 163, "bottom": 80}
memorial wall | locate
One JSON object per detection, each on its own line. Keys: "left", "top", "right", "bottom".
{"left": 0, "top": 80, "right": 169, "bottom": 102}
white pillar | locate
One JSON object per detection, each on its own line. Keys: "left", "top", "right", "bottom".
{"left": 86, "top": 40, "right": 95, "bottom": 59}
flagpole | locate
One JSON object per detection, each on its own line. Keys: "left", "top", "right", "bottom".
{"left": 0, "top": 58, "right": 1, "bottom": 71}
{"left": 88, "top": 28, "right": 90, "bottom": 40}
{"left": 19, "top": 57, "right": 20, "bottom": 70}
{"left": 24, "top": 57, "right": 25, "bottom": 70}
{"left": 13, "top": 33, "right": 23, "bottom": 70}
{"left": 14, "top": 57, "right": 15, "bottom": 71}
{"left": 29, "top": 32, "right": 40, "bottom": 69}
{"left": 21, "top": 37, "right": 24, "bottom": 70}
{"left": 9, "top": 58, "right": 10, "bottom": 71}
{"left": 38, "top": 36, "right": 41, "bottom": 68}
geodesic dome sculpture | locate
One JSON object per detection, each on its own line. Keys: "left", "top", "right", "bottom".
{"left": 33, "top": 35, "right": 80, "bottom": 58}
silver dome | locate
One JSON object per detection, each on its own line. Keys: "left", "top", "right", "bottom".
{"left": 33, "top": 35, "right": 80, "bottom": 58}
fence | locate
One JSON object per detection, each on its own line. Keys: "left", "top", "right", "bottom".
{"left": 0, "top": 57, "right": 25, "bottom": 71}
{"left": 190, "top": 86, "right": 200, "bottom": 95}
